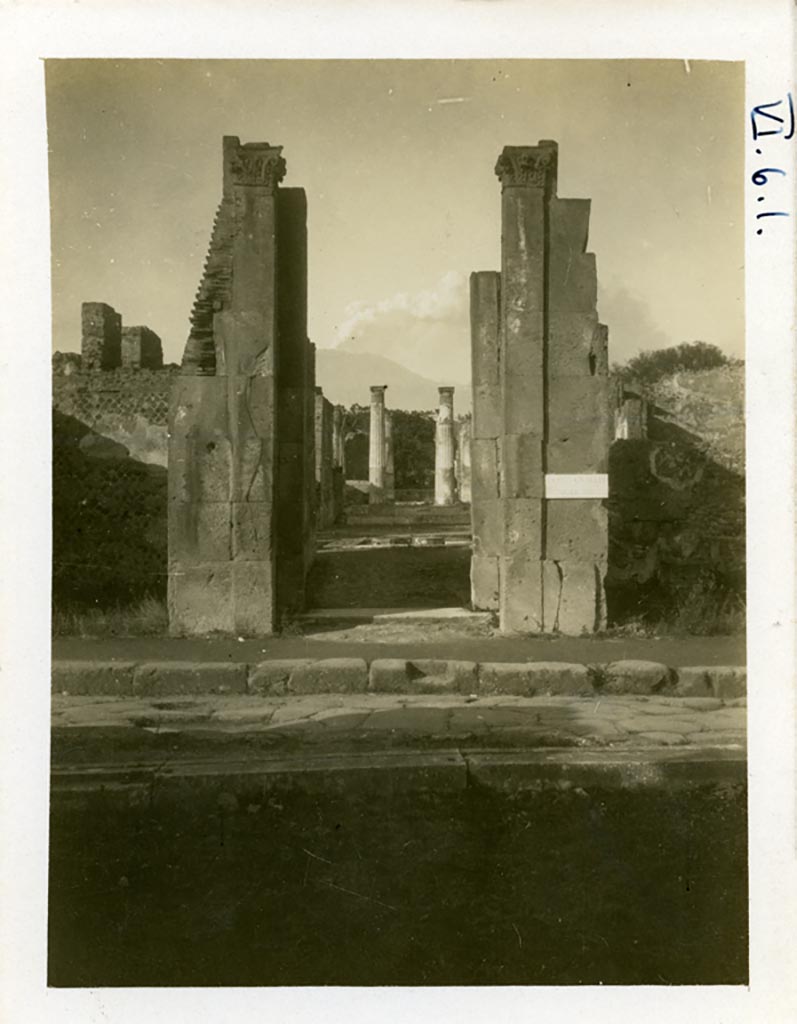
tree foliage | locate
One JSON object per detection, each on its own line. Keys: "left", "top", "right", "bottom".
{"left": 612, "top": 342, "right": 731, "bottom": 387}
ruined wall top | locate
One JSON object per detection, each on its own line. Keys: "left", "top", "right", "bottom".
{"left": 222, "top": 136, "right": 286, "bottom": 196}
{"left": 494, "top": 141, "right": 558, "bottom": 195}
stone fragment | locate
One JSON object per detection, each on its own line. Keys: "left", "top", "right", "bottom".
{"left": 133, "top": 661, "right": 248, "bottom": 696}
{"left": 51, "top": 660, "right": 136, "bottom": 696}
{"left": 599, "top": 660, "right": 676, "bottom": 695}
{"left": 289, "top": 658, "right": 368, "bottom": 694}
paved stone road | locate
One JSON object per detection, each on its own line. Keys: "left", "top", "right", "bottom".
{"left": 52, "top": 693, "right": 746, "bottom": 755}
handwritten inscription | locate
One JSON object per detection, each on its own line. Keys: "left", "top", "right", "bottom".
{"left": 750, "top": 92, "right": 793, "bottom": 236}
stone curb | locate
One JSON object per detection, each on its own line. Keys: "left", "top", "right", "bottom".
{"left": 51, "top": 659, "right": 746, "bottom": 699}
{"left": 50, "top": 747, "right": 746, "bottom": 808}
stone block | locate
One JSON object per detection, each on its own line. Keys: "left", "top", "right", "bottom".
{"left": 599, "top": 660, "right": 676, "bottom": 695}
{"left": 168, "top": 564, "right": 235, "bottom": 635}
{"left": 121, "top": 326, "right": 163, "bottom": 370}
{"left": 470, "top": 439, "right": 500, "bottom": 502}
{"left": 547, "top": 312, "right": 605, "bottom": 378}
{"left": 676, "top": 666, "right": 746, "bottom": 700}
{"left": 51, "top": 660, "right": 136, "bottom": 696}
{"left": 168, "top": 501, "right": 232, "bottom": 563}
{"left": 543, "top": 560, "right": 605, "bottom": 634}
{"left": 501, "top": 433, "right": 544, "bottom": 498}
{"left": 500, "top": 551, "right": 544, "bottom": 633}
{"left": 231, "top": 561, "right": 275, "bottom": 634}
{"left": 289, "top": 658, "right": 368, "bottom": 694}
{"left": 504, "top": 498, "right": 543, "bottom": 553}
{"left": 471, "top": 498, "right": 503, "bottom": 556}
{"left": 501, "top": 187, "right": 546, "bottom": 313}
{"left": 548, "top": 376, "right": 611, "bottom": 448}
{"left": 248, "top": 659, "right": 315, "bottom": 695}
{"left": 470, "top": 553, "right": 500, "bottom": 610}
{"left": 472, "top": 384, "right": 502, "bottom": 440}
{"left": 478, "top": 661, "right": 592, "bottom": 696}
{"left": 470, "top": 270, "right": 501, "bottom": 387}
{"left": 231, "top": 437, "right": 271, "bottom": 504}
{"left": 133, "top": 661, "right": 248, "bottom": 696}
{"left": 230, "top": 501, "right": 272, "bottom": 561}
{"left": 369, "top": 659, "right": 478, "bottom": 694}
{"left": 545, "top": 500, "right": 608, "bottom": 563}
{"left": 502, "top": 336, "right": 544, "bottom": 436}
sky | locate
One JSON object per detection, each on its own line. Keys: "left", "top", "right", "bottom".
{"left": 46, "top": 59, "right": 744, "bottom": 382}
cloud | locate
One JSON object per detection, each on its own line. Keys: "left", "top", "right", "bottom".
{"left": 334, "top": 271, "right": 471, "bottom": 385}
{"left": 597, "top": 282, "right": 673, "bottom": 365}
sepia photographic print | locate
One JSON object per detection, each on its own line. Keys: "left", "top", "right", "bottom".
{"left": 1, "top": 5, "right": 795, "bottom": 1021}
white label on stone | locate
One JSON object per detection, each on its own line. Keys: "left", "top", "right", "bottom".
{"left": 545, "top": 473, "right": 608, "bottom": 499}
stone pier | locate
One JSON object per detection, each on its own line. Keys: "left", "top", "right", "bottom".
{"left": 469, "top": 271, "right": 502, "bottom": 610}
{"left": 315, "top": 388, "right": 335, "bottom": 528}
{"left": 332, "top": 405, "right": 346, "bottom": 474}
{"left": 384, "top": 410, "right": 396, "bottom": 502}
{"left": 82, "top": 302, "right": 122, "bottom": 371}
{"left": 435, "top": 386, "right": 456, "bottom": 506}
{"left": 121, "top": 326, "right": 163, "bottom": 370}
{"left": 168, "top": 137, "right": 314, "bottom": 636}
{"left": 469, "top": 142, "right": 610, "bottom": 634}
{"left": 368, "top": 385, "right": 387, "bottom": 503}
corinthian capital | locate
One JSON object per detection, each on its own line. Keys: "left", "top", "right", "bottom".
{"left": 224, "top": 138, "right": 286, "bottom": 193}
{"left": 494, "top": 142, "right": 558, "bottom": 192}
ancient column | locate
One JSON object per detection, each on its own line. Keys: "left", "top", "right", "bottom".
{"left": 168, "top": 137, "right": 311, "bottom": 636}
{"left": 456, "top": 415, "right": 472, "bottom": 504}
{"left": 368, "top": 385, "right": 387, "bottom": 503}
{"left": 332, "top": 405, "right": 346, "bottom": 473}
{"left": 384, "top": 410, "right": 396, "bottom": 502}
{"left": 435, "top": 387, "right": 456, "bottom": 506}
{"left": 469, "top": 272, "right": 502, "bottom": 610}
{"left": 315, "top": 388, "right": 334, "bottom": 528}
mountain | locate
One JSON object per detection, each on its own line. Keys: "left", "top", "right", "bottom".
{"left": 316, "top": 348, "right": 471, "bottom": 413}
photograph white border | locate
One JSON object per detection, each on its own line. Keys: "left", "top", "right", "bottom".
{"left": 1, "top": 2, "right": 794, "bottom": 1022}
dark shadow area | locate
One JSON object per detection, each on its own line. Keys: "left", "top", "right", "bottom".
{"left": 53, "top": 409, "right": 167, "bottom": 610}
{"left": 48, "top": 782, "right": 747, "bottom": 986}
{"left": 606, "top": 404, "right": 745, "bottom": 630}
{"left": 307, "top": 546, "right": 472, "bottom": 610}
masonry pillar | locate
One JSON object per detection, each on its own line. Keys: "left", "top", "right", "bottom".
{"left": 435, "top": 386, "right": 456, "bottom": 506}
{"left": 469, "top": 142, "right": 609, "bottom": 633}
{"left": 384, "top": 410, "right": 396, "bottom": 502}
{"left": 332, "top": 405, "right": 346, "bottom": 474}
{"left": 368, "top": 385, "right": 387, "bottom": 503}
{"left": 469, "top": 271, "right": 502, "bottom": 610}
{"left": 82, "top": 302, "right": 121, "bottom": 371}
{"left": 169, "top": 137, "right": 311, "bottom": 636}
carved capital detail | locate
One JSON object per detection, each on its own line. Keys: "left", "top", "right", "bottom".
{"left": 230, "top": 146, "right": 286, "bottom": 191}
{"left": 494, "top": 144, "right": 557, "bottom": 190}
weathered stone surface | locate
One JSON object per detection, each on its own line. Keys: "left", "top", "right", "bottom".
{"left": 543, "top": 559, "right": 604, "bottom": 634}
{"left": 248, "top": 659, "right": 315, "bottom": 696}
{"left": 676, "top": 666, "right": 747, "bottom": 700}
{"left": 478, "top": 661, "right": 592, "bottom": 696}
{"left": 121, "top": 326, "right": 163, "bottom": 370}
{"left": 470, "top": 553, "right": 500, "bottom": 611}
{"left": 82, "top": 302, "right": 122, "bottom": 371}
{"left": 545, "top": 501, "right": 608, "bottom": 563}
{"left": 52, "top": 660, "right": 136, "bottom": 696}
{"left": 600, "top": 660, "right": 676, "bottom": 696}
{"left": 168, "top": 565, "right": 235, "bottom": 635}
{"left": 500, "top": 551, "right": 543, "bottom": 633}
{"left": 502, "top": 434, "right": 544, "bottom": 498}
{"left": 471, "top": 498, "right": 503, "bottom": 556}
{"left": 470, "top": 439, "right": 499, "bottom": 502}
{"left": 472, "top": 384, "right": 502, "bottom": 440}
{"left": 133, "top": 661, "right": 248, "bottom": 696}
{"left": 369, "top": 659, "right": 477, "bottom": 694}
{"left": 548, "top": 313, "right": 607, "bottom": 378}
{"left": 289, "top": 658, "right": 369, "bottom": 695}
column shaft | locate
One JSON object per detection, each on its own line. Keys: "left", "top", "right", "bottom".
{"left": 435, "top": 387, "right": 456, "bottom": 506}
{"left": 368, "top": 386, "right": 387, "bottom": 503}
